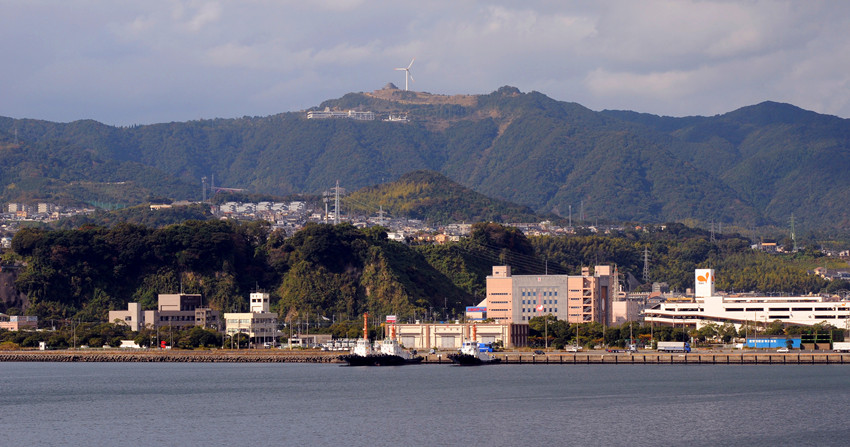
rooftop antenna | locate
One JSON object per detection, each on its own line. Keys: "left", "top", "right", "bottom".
{"left": 394, "top": 57, "right": 415, "bottom": 91}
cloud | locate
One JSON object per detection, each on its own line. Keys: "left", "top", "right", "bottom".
{"left": 2, "top": 1, "right": 850, "bottom": 125}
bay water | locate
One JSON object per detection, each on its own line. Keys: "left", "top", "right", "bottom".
{"left": 2, "top": 362, "right": 849, "bottom": 446}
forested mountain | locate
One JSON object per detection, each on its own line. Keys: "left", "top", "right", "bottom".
{"left": 3, "top": 87, "right": 850, "bottom": 229}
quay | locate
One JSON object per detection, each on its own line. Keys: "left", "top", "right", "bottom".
{"left": 4, "top": 350, "right": 850, "bottom": 364}
{"left": 420, "top": 352, "right": 850, "bottom": 365}
{"left": 0, "top": 349, "right": 343, "bottom": 363}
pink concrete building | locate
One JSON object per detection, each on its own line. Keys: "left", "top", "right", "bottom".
{"left": 485, "top": 265, "right": 615, "bottom": 325}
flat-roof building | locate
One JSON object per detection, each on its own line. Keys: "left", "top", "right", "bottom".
{"left": 485, "top": 265, "right": 615, "bottom": 325}
{"left": 224, "top": 292, "right": 279, "bottom": 346}
{"left": 109, "top": 294, "right": 220, "bottom": 331}
{"left": 385, "top": 322, "right": 527, "bottom": 350}
{"left": 644, "top": 269, "right": 850, "bottom": 329}
{"left": 0, "top": 314, "right": 37, "bottom": 330}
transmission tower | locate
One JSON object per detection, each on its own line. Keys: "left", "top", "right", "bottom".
{"left": 642, "top": 246, "right": 650, "bottom": 283}
{"left": 201, "top": 176, "right": 207, "bottom": 202}
{"left": 334, "top": 180, "right": 341, "bottom": 225}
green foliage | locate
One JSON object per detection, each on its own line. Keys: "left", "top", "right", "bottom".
{"left": 346, "top": 170, "right": 553, "bottom": 224}
{"left": 53, "top": 204, "right": 212, "bottom": 229}
{"left": 531, "top": 225, "right": 830, "bottom": 294}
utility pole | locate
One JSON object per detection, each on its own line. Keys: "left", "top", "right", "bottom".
{"left": 790, "top": 214, "right": 798, "bottom": 252}
{"left": 323, "top": 189, "right": 331, "bottom": 223}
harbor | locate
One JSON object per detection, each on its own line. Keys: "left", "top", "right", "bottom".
{"left": 4, "top": 349, "right": 850, "bottom": 365}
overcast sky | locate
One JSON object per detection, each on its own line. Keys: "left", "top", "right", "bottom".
{"left": 2, "top": 1, "right": 849, "bottom": 126}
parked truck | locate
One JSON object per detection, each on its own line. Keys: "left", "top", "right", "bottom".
{"left": 833, "top": 341, "right": 850, "bottom": 352}
{"left": 656, "top": 341, "right": 691, "bottom": 353}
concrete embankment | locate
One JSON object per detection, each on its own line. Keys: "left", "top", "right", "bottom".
{"left": 468, "top": 352, "right": 850, "bottom": 365}
{"left": 5, "top": 350, "right": 850, "bottom": 364}
{"left": 0, "top": 349, "right": 344, "bottom": 363}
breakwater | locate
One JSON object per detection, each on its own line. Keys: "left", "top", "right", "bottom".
{"left": 0, "top": 350, "right": 344, "bottom": 363}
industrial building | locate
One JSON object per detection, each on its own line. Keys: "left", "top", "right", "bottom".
{"left": 384, "top": 322, "right": 527, "bottom": 350}
{"left": 644, "top": 269, "right": 850, "bottom": 329}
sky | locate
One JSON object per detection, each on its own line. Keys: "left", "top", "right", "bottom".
{"left": 2, "top": 0, "right": 850, "bottom": 126}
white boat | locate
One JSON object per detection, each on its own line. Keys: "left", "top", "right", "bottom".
{"left": 339, "top": 314, "right": 422, "bottom": 366}
{"left": 448, "top": 339, "right": 500, "bottom": 365}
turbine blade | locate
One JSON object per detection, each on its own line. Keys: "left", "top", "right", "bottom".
{"left": 408, "top": 57, "right": 415, "bottom": 69}
{"left": 394, "top": 68, "right": 405, "bottom": 71}
{"left": 409, "top": 73, "right": 415, "bottom": 83}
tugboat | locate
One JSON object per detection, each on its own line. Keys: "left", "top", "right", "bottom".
{"left": 339, "top": 314, "right": 423, "bottom": 366}
{"left": 448, "top": 325, "right": 501, "bottom": 365}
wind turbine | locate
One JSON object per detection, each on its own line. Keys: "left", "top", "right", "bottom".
{"left": 394, "top": 57, "right": 415, "bottom": 91}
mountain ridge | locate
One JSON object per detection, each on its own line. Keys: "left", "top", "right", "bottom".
{"left": 2, "top": 88, "right": 849, "bottom": 229}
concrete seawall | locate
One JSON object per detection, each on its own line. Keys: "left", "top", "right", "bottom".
{"left": 0, "top": 350, "right": 344, "bottom": 363}
{"left": 474, "top": 352, "right": 850, "bottom": 365}
{"left": 4, "top": 350, "right": 850, "bottom": 364}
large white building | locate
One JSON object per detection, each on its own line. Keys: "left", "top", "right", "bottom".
{"left": 224, "top": 292, "right": 279, "bottom": 346}
{"left": 644, "top": 269, "right": 850, "bottom": 329}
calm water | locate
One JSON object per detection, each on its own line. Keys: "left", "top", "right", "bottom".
{"left": 2, "top": 362, "right": 849, "bottom": 446}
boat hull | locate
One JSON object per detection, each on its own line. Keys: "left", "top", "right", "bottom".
{"left": 447, "top": 353, "right": 501, "bottom": 366}
{"left": 339, "top": 354, "right": 424, "bottom": 366}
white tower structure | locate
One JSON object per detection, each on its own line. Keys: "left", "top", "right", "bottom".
{"left": 394, "top": 58, "right": 415, "bottom": 91}
{"left": 250, "top": 292, "right": 270, "bottom": 313}
{"left": 695, "top": 269, "right": 715, "bottom": 298}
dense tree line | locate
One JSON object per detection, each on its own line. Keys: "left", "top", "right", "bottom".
{"left": 4, "top": 219, "right": 842, "bottom": 329}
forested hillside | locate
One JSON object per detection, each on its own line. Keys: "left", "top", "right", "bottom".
{"left": 4, "top": 220, "right": 840, "bottom": 322}
{"left": 3, "top": 87, "right": 850, "bottom": 229}
{"left": 345, "top": 170, "right": 554, "bottom": 224}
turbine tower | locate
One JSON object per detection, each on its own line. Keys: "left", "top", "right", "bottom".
{"left": 394, "top": 57, "right": 415, "bottom": 91}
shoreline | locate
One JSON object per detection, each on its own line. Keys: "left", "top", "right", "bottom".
{"left": 3, "top": 349, "right": 850, "bottom": 364}
{"left": 0, "top": 349, "right": 343, "bottom": 363}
